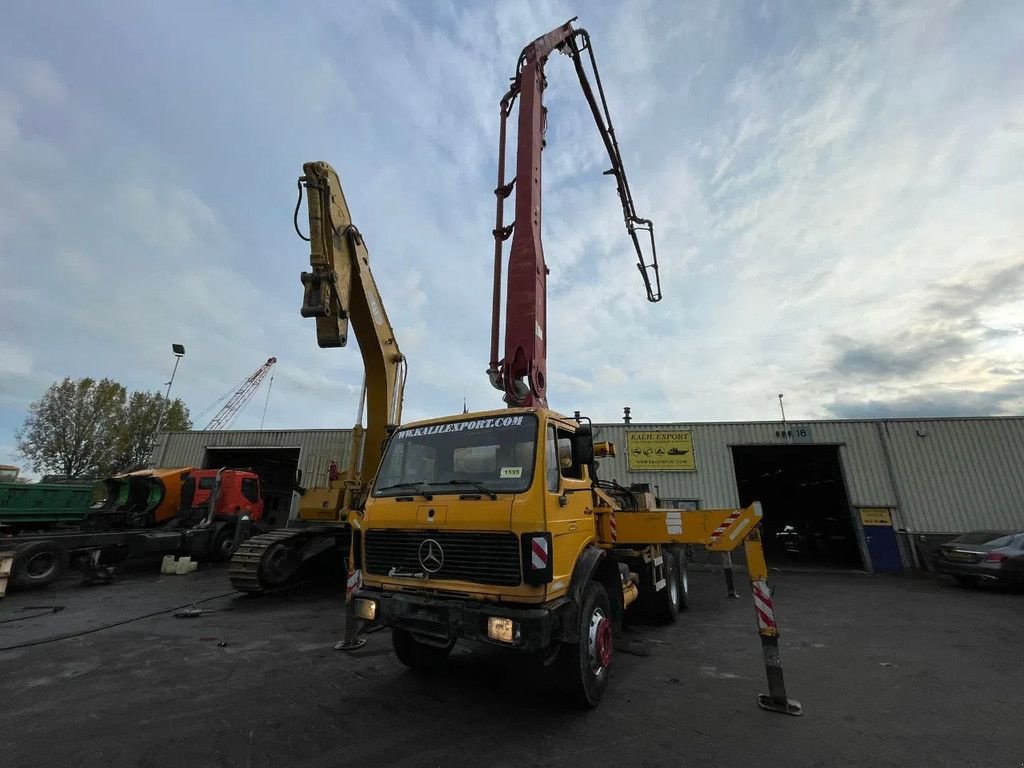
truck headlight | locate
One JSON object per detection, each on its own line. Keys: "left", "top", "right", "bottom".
{"left": 354, "top": 598, "right": 377, "bottom": 621}
{"left": 486, "top": 616, "right": 518, "bottom": 644}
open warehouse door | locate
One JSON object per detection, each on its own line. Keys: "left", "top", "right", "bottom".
{"left": 202, "top": 447, "right": 300, "bottom": 529}
{"left": 732, "top": 445, "right": 864, "bottom": 569}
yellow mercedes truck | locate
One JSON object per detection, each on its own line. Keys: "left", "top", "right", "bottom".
{"left": 351, "top": 407, "right": 772, "bottom": 708}
{"left": 351, "top": 20, "right": 799, "bottom": 714}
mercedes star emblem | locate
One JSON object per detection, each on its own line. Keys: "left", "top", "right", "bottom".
{"left": 418, "top": 538, "right": 444, "bottom": 574}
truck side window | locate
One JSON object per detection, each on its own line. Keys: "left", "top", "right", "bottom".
{"left": 556, "top": 430, "right": 582, "bottom": 480}
{"left": 241, "top": 478, "right": 259, "bottom": 503}
{"left": 546, "top": 426, "right": 559, "bottom": 492}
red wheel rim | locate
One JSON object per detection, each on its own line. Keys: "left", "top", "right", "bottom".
{"left": 594, "top": 617, "right": 612, "bottom": 668}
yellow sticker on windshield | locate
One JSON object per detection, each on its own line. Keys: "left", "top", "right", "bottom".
{"left": 500, "top": 467, "right": 523, "bottom": 479}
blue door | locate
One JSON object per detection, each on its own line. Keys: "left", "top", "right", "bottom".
{"left": 860, "top": 508, "right": 903, "bottom": 573}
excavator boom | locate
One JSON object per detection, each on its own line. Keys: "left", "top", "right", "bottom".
{"left": 299, "top": 161, "right": 406, "bottom": 474}
{"left": 229, "top": 162, "right": 406, "bottom": 593}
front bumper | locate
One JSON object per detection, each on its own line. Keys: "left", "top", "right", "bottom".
{"left": 354, "top": 588, "right": 570, "bottom": 652}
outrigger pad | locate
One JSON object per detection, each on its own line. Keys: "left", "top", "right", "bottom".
{"left": 757, "top": 694, "right": 803, "bottom": 716}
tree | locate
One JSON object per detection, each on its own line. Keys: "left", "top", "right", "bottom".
{"left": 111, "top": 391, "right": 191, "bottom": 473}
{"left": 16, "top": 378, "right": 191, "bottom": 479}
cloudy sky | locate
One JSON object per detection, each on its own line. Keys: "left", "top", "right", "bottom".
{"left": 1, "top": 0, "right": 1022, "bottom": 470}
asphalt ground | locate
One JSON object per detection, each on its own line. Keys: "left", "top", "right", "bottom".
{"left": 1, "top": 564, "right": 1021, "bottom": 768}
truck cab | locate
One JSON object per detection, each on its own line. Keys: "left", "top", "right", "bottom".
{"left": 361, "top": 407, "right": 596, "bottom": 604}
{"left": 188, "top": 469, "right": 264, "bottom": 524}
{"left": 354, "top": 407, "right": 642, "bottom": 706}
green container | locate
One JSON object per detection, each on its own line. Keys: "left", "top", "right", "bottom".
{"left": 0, "top": 482, "right": 98, "bottom": 527}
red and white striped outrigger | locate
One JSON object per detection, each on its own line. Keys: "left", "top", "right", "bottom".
{"left": 596, "top": 500, "right": 802, "bottom": 716}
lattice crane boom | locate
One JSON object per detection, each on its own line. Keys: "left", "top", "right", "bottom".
{"left": 205, "top": 357, "right": 278, "bottom": 431}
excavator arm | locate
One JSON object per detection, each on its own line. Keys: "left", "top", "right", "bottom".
{"left": 298, "top": 161, "right": 406, "bottom": 483}
{"left": 228, "top": 163, "right": 406, "bottom": 593}
{"left": 487, "top": 19, "right": 661, "bottom": 408}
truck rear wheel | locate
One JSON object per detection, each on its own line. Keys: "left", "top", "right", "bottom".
{"left": 655, "top": 550, "right": 680, "bottom": 624}
{"left": 13, "top": 541, "right": 69, "bottom": 590}
{"left": 557, "top": 581, "right": 612, "bottom": 708}
{"left": 391, "top": 629, "right": 454, "bottom": 672}
{"left": 673, "top": 549, "right": 690, "bottom": 611}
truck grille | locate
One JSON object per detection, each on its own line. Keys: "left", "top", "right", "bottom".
{"left": 364, "top": 529, "right": 521, "bottom": 587}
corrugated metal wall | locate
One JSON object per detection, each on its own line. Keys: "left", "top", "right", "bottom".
{"left": 592, "top": 421, "right": 897, "bottom": 510}
{"left": 594, "top": 418, "right": 1024, "bottom": 533}
{"left": 882, "top": 419, "right": 1024, "bottom": 532}
{"left": 153, "top": 429, "right": 355, "bottom": 488}
{"left": 154, "top": 417, "right": 1024, "bottom": 534}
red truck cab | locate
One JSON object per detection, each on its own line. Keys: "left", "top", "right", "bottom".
{"left": 190, "top": 469, "right": 264, "bottom": 523}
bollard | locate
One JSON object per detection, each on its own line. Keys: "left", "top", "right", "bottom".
{"left": 722, "top": 551, "right": 739, "bottom": 598}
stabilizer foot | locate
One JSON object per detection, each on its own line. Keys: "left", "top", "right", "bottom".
{"left": 757, "top": 694, "right": 803, "bottom": 716}
{"left": 334, "top": 638, "right": 367, "bottom": 651}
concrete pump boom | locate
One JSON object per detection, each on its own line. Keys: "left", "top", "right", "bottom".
{"left": 487, "top": 18, "right": 661, "bottom": 409}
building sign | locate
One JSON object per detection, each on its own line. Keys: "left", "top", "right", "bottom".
{"left": 626, "top": 431, "right": 696, "bottom": 471}
{"left": 774, "top": 425, "right": 813, "bottom": 443}
{"left": 859, "top": 508, "right": 893, "bottom": 526}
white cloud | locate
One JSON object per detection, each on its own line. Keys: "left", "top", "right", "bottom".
{"left": 0, "top": 342, "right": 33, "bottom": 378}
{"left": 0, "top": 0, "right": 1022, "bottom": 460}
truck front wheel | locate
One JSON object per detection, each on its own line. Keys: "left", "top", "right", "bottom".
{"left": 391, "top": 629, "right": 454, "bottom": 673}
{"left": 211, "top": 527, "right": 236, "bottom": 562}
{"left": 557, "top": 581, "right": 612, "bottom": 708}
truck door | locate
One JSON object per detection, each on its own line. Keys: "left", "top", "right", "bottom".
{"left": 544, "top": 423, "right": 596, "bottom": 597}
{"left": 240, "top": 476, "right": 262, "bottom": 522}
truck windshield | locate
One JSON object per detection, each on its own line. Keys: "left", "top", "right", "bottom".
{"left": 373, "top": 414, "right": 538, "bottom": 497}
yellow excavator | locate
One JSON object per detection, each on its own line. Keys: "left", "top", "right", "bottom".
{"left": 228, "top": 162, "right": 406, "bottom": 592}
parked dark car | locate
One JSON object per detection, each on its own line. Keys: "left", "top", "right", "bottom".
{"left": 934, "top": 531, "right": 1024, "bottom": 587}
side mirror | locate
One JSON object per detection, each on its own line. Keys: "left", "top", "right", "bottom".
{"left": 295, "top": 468, "right": 303, "bottom": 486}
{"left": 574, "top": 427, "right": 595, "bottom": 466}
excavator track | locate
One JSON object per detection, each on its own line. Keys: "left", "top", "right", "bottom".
{"left": 229, "top": 529, "right": 302, "bottom": 593}
{"left": 228, "top": 526, "right": 349, "bottom": 593}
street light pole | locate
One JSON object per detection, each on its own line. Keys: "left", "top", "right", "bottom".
{"left": 778, "top": 393, "right": 791, "bottom": 444}
{"left": 152, "top": 343, "right": 185, "bottom": 465}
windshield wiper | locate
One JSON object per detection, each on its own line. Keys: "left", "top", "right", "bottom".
{"left": 427, "top": 480, "right": 498, "bottom": 500}
{"left": 375, "top": 482, "right": 433, "bottom": 500}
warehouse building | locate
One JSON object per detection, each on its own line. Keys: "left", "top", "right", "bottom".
{"left": 152, "top": 429, "right": 355, "bottom": 529}
{"left": 154, "top": 416, "right": 1024, "bottom": 574}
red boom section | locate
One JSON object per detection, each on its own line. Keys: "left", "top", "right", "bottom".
{"left": 488, "top": 20, "right": 661, "bottom": 408}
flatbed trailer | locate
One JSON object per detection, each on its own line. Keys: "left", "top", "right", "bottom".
{"left": 0, "top": 521, "right": 233, "bottom": 590}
